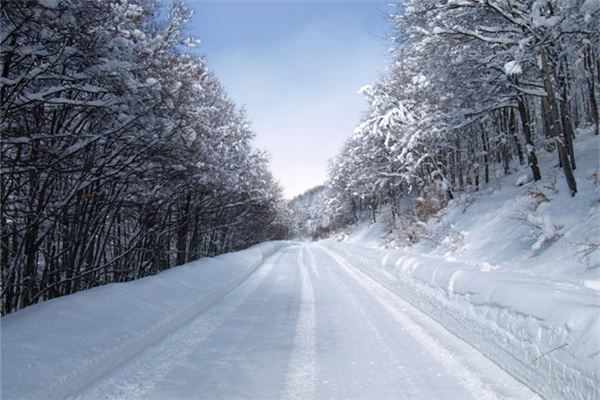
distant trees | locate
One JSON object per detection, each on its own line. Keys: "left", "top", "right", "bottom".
{"left": 288, "top": 185, "right": 329, "bottom": 238}
{"left": 1, "top": 0, "right": 287, "bottom": 315}
{"left": 322, "top": 0, "right": 599, "bottom": 231}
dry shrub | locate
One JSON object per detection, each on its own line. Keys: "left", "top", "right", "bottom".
{"left": 543, "top": 175, "right": 559, "bottom": 193}
{"left": 415, "top": 197, "right": 439, "bottom": 221}
{"left": 527, "top": 189, "right": 549, "bottom": 209}
{"left": 586, "top": 169, "right": 600, "bottom": 186}
{"left": 313, "top": 225, "right": 332, "bottom": 239}
{"left": 415, "top": 185, "right": 447, "bottom": 222}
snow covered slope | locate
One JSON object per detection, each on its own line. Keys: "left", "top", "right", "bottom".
{"left": 402, "top": 130, "right": 597, "bottom": 283}
{"left": 333, "top": 130, "right": 600, "bottom": 400}
{"left": 1, "top": 241, "right": 289, "bottom": 400}
{"left": 324, "top": 241, "right": 599, "bottom": 400}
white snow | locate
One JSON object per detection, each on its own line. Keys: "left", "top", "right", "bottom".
{"left": 324, "top": 240, "right": 599, "bottom": 400}
{"left": 37, "top": 0, "right": 58, "bottom": 8}
{"left": 282, "top": 245, "right": 316, "bottom": 400}
{"left": 1, "top": 133, "right": 597, "bottom": 400}
{"left": 582, "top": 0, "right": 600, "bottom": 13}
{"left": 344, "top": 209, "right": 390, "bottom": 246}
{"left": 331, "top": 130, "right": 600, "bottom": 400}
{"left": 504, "top": 60, "right": 523, "bottom": 76}
{"left": 527, "top": 202, "right": 560, "bottom": 251}
{"left": 2, "top": 242, "right": 540, "bottom": 400}
{"left": 515, "top": 174, "right": 530, "bottom": 186}
{"left": 369, "top": 130, "right": 599, "bottom": 282}
{"left": 0, "top": 242, "right": 288, "bottom": 400}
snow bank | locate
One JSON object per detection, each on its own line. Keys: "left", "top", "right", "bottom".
{"left": 420, "top": 131, "right": 599, "bottom": 282}
{"left": 328, "top": 129, "right": 600, "bottom": 400}
{"left": 354, "top": 131, "right": 599, "bottom": 284}
{"left": 324, "top": 241, "right": 600, "bottom": 400}
{"left": 0, "top": 241, "right": 289, "bottom": 400}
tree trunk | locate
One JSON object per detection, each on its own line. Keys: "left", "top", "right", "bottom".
{"left": 509, "top": 108, "right": 524, "bottom": 165}
{"left": 585, "top": 45, "right": 599, "bottom": 135}
{"left": 517, "top": 96, "right": 542, "bottom": 181}
{"left": 176, "top": 195, "right": 191, "bottom": 266}
{"left": 455, "top": 138, "right": 464, "bottom": 190}
{"left": 559, "top": 61, "right": 576, "bottom": 170}
{"left": 481, "top": 128, "right": 490, "bottom": 184}
{"left": 540, "top": 48, "right": 577, "bottom": 196}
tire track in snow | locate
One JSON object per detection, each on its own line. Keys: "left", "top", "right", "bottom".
{"left": 307, "top": 244, "right": 320, "bottom": 280}
{"left": 319, "top": 245, "right": 503, "bottom": 400}
{"left": 314, "top": 246, "right": 424, "bottom": 399}
{"left": 282, "top": 245, "right": 316, "bottom": 400}
{"left": 70, "top": 251, "right": 286, "bottom": 400}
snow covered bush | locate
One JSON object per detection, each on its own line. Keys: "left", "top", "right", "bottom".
{"left": 415, "top": 184, "right": 449, "bottom": 222}
{"left": 516, "top": 175, "right": 532, "bottom": 186}
{"left": 528, "top": 216, "right": 560, "bottom": 251}
{"left": 518, "top": 187, "right": 560, "bottom": 251}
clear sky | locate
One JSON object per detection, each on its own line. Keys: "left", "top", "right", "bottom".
{"left": 183, "top": 0, "right": 393, "bottom": 198}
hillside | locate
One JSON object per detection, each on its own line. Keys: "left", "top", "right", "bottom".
{"left": 343, "top": 128, "right": 599, "bottom": 285}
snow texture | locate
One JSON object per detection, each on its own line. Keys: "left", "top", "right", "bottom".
{"left": 503, "top": 60, "right": 523, "bottom": 76}
{"left": 325, "top": 241, "right": 599, "bottom": 400}
{"left": 2, "top": 242, "right": 539, "bottom": 400}
{"left": 335, "top": 131, "right": 600, "bottom": 400}
{"left": 1, "top": 242, "right": 288, "bottom": 400}
{"left": 582, "top": 0, "right": 600, "bottom": 13}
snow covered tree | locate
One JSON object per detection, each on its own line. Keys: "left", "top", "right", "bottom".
{"left": 322, "top": 0, "right": 599, "bottom": 233}
{"left": 1, "top": 0, "right": 286, "bottom": 314}
{"left": 288, "top": 185, "right": 329, "bottom": 238}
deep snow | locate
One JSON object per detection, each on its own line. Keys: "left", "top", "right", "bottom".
{"left": 1, "top": 242, "right": 288, "bottom": 399}
{"left": 333, "top": 130, "right": 600, "bottom": 400}
{"left": 1, "top": 132, "right": 598, "bottom": 400}
{"left": 376, "top": 129, "right": 600, "bottom": 284}
{"left": 2, "top": 242, "right": 540, "bottom": 400}
{"left": 324, "top": 240, "right": 599, "bottom": 400}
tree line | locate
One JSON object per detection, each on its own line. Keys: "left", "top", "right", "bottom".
{"left": 1, "top": 0, "right": 287, "bottom": 315}
{"left": 318, "top": 0, "right": 599, "bottom": 233}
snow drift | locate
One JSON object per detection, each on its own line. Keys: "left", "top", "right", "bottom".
{"left": 324, "top": 241, "right": 600, "bottom": 400}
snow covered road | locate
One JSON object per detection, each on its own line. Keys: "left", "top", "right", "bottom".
{"left": 69, "top": 243, "right": 537, "bottom": 400}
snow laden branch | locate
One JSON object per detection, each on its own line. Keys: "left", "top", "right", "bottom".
{"left": 315, "top": 0, "right": 598, "bottom": 234}
{"left": 0, "top": 0, "right": 288, "bottom": 315}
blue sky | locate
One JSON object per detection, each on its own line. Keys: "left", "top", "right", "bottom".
{"left": 183, "top": 0, "right": 393, "bottom": 198}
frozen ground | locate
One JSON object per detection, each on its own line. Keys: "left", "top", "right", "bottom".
{"left": 325, "top": 240, "right": 599, "bottom": 400}
{"left": 332, "top": 130, "right": 600, "bottom": 400}
{"left": 2, "top": 242, "right": 540, "bottom": 400}
{"left": 2, "top": 132, "right": 598, "bottom": 400}
{"left": 364, "top": 129, "right": 600, "bottom": 284}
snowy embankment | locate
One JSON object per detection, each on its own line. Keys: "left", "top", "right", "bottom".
{"left": 324, "top": 241, "right": 599, "bottom": 400}
{"left": 1, "top": 241, "right": 288, "bottom": 400}
{"left": 329, "top": 130, "right": 600, "bottom": 400}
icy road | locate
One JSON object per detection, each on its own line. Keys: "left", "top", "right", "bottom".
{"left": 70, "top": 243, "right": 537, "bottom": 400}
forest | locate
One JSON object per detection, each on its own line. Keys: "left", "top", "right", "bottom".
{"left": 0, "top": 0, "right": 288, "bottom": 315}
{"left": 291, "top": 0, "right": 600, "bottom": 239}
{"left": 2, "top": 0, "right": 599, "bottom": 315}
{"left": 2, "top": 2, "right": 598, "bottom": 399}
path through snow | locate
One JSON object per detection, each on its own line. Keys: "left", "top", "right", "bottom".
{"left": 67, "top": 243, "right": 537, "bottom": 400}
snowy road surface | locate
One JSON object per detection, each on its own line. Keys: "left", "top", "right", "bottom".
{"left": 70, "top": 243, "right": 538, "bottom": 400}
